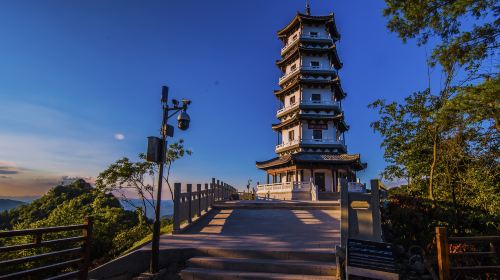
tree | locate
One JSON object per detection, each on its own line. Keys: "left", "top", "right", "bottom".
{"left": 95, "top": 139, "right": 191, "bottom": 228}
{"left": 374, "top": 0, "right": 499, "bottom": 204}
{"left": 383, "top": 0, "right": 499, "bottom": 76}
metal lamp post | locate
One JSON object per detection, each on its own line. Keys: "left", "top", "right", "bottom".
{"left": 147, "top": 86, "right": 191, "bottom": 273}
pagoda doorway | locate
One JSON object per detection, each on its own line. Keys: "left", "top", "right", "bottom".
{"left": 314, "top": 172, "right": 326, "bottom": 192}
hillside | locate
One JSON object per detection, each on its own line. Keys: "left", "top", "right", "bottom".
{"left": 0, "top": 179, "right": 151, "bottom": 262}
{"left": 0, "top": 199, "right": 25, "bottom": 212}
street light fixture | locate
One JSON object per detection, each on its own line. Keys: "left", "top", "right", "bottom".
{"left": 147, "top": 85, "right": 191, "bottom": 274}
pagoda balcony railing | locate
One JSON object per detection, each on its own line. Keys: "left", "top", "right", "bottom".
{"left": 301, "top": 65, "right": 336, "bottom": 72}
{"left": 276, "top": 102, "right": 300, "bottom": 116}
{"left": 256, "top": 181, "right": 313, "bottom": 194}
{"left": 276, "top": 100, "right": 339, "bottom": 117}
{"left": 275, "top": 138, "right": 345, "bottom": 153}
{"left": 276, "top": 139, "right": 300, "bottom": 152}
{"left": 279, "top": 65, "right": 336, "bottom": 85}
{"left": 302, "top": 137, "right": 345, "bottom": 146}
{"left": 279, "top": 67, "right": 300, "bottom": 84}
{"left": 280, "top": 34, "right": 333, "bottom": 55}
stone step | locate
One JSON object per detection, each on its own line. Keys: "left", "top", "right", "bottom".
{"left": 318, "top": 192, "right": 340, "bottom": 201}
{"left": 186, "top": 257, "right": 336, "bottom": 276}
{"left": 195, "top": 248, "right": 336, "bottom": 262}
{"left": 180, "top": 268, "right": 337, "bottom": 280}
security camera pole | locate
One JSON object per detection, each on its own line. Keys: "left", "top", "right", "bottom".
{"left": 148, "top": 86, "right": 191, "bottom": 273}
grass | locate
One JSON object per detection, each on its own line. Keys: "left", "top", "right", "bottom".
{"left": 121, "top": 223, "right": 174, "bottom": 256}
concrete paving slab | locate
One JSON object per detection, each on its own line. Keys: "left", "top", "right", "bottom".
{"left": 149, "top": 206, "right": 340, "bottom": 252}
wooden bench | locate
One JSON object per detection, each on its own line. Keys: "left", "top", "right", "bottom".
{"left": 346, "top": 239, "right": 399, "bottom": 280}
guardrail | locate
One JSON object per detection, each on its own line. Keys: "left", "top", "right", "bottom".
{"left": 173, "top": 178, "right": 237, "bottom": 233}
{"left": 0, "top": 217, "right": 93, "bottom": 280}
{"left": 436, "top": 227, "right": 500, "bottom": 279}
{"left": 280, "top": 34, "right": 333, "bottom": 54}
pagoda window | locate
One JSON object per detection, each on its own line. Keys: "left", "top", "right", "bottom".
{"left": 311, "top": 93, "right": 321, "bottom": 102}
{"left": 313, "top": 129, "right": 322, "bottom": 140}
{"left": 290, "top": 96, "right": 296, "bottom": 105}
{"left": 291, "top": 64, "right": 297, "bottom": 71}
{"left": 310, "top": 61, "right": 320, "bottom": 68}
{"left": 289, "top": 130, "right": 295, "bottom": 141}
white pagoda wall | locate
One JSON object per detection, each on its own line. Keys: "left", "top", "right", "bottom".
{"left": 287, "top": 28, "right": 301, "bottom": 45}
{"left": 301, "top": 121, "right": 336, "bottom": 141}
{"left": 301, "top": 88, "right": 335, "bottom": 102}
{"left": 285, "top": 58, "right": 301, "bottom": 74}
{"left": 302, "top": 169, "right": 334, "bottom": 192}
{"left": 302, "top": 24, "right": 329, "bottom": 37}
{"left": 302, "top": 54, "right": 330, "bottom": 67}
{"left": 284, "top": 89, "right": 300, "bottom": 106}
{"left": 281, "top": 125, "right": 300, "bottom": 143}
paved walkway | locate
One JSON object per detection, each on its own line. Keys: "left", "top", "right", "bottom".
{"left": 155, "top": 201, "right": 341, "bottom": 252}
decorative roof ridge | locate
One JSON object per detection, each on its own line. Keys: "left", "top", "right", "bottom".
{"left": 277, "top": 12, "right": 335, "bottom": 37}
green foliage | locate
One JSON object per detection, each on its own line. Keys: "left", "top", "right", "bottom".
{"left": 382, "top": 192, "right": 499, "bottom": 251}
{"left": 0, "top": 179, "right": 151, "bottom": 271}
{"left": 383, "top": 0, "right": 499, "bottom": 73}
{"left": 376, "top": 2, "right": 500, "bottom": 258}
{"left": 95, "top": 139, "right": 191, "bottom": 222}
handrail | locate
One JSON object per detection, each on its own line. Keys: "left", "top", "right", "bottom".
{"left": 276, "top": 100, "right": 339, "bottom": 116}
{"left": 0, "top": 217, "right": 93, "bottom": 280}
{"left": 172, "top": 178, "right": 237, "bottom": 233}
{"left": 280, "top": 34, "right": 333, "bottom": 54}
{"left": 0, "top": 224, "right": 86, "bottom": 237}
{"left": 278, "top": 65, "right": 336, "bottom": 84}
{"left": 436, "top": 227, "right": 500, "bottom": 279}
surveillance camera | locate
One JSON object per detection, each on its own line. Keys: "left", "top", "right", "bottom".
{"left": 177, "top": 111, "right": 190, "bottom": 131}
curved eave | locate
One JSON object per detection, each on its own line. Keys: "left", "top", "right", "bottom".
{"left": 326, "top": 17, "right": 341, "bottom": 40}
{"left": 332, "top": 78, "right": 346, "bottom": 100}
{"left": 278, "top": 13, "right": 338, "bottom": 38}
{"left": 277, "top": 104, "right": 341, "bottom": 119}
{"left": 274, "top": 77, "right": 346, "bottom": 99}
{"left": 257, "top": 153, "right": 366, "bottom": 171}
{"left": 273, "top": 113, "right": 345, "bottom": 131}
{"left": 256, "top": 154, "right": 292, "bottom": 170}
{"left": 300, "top": 104, "right": 341, "bottom": 114}
{"left": 300, "top": 143, "right": 347, "bottom": 154}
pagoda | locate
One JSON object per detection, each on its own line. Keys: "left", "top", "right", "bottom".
{"left": 256, "top": 2, "right": 366, "bottom": 200}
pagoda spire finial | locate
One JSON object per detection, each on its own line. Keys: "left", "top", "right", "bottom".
{"left": 305, "top": 0, "right": 311, "bottom": 15}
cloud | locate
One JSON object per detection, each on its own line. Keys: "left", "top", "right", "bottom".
{"left": 0, "top": 162, "right": 21, "bottom": 175}
{"left": 114, "top": 133, "right": 125, "bottom": 141}
{"left": 0, "top": 101, "right": 130, "bottom": 196}
{"left": 0, "top": 170, "right": 18, "bottom": 175}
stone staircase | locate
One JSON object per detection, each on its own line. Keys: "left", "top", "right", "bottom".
{"left": 318, "top": 192, "right": 340, "bottom": 201}
{"left": 179, "top": 248, "right": 337, "bottom": 279}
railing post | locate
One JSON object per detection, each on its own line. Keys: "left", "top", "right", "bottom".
{"left": 173, "top": 183, "right": 181, "bottom": 232}
{"left": 211, "top": 178, "right": 216, "bottom": 205}
{"left": 80, "top": 216, "right": 93, "bottom": 280}
{"left": 436, "top": 227, "right": 450, "bottom": 280}
{"left": 197, "top": 184, "right": 202, "bottom": 217}
{"left": 340, "top": 178, "right": 349, "bottom": 248}
{"left": 216, "top": 180, "right": 220, "bottom": 201}
{"left": 370, "top": 179, "right": 382, "bottom": 242}
{"left": 221, "top": 181, "right": 225, "bottom": 200}
{"left": 187, "top": 184, "right": 192, "bottom": 224}
{"left": 205, "top": 183, "right": 209, "bottom": 212}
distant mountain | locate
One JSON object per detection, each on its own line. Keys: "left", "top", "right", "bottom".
{"left": 120, "top": 199, "right": 173, "bottom": 219}
{"left": 0, "top": 199, "right": 26, "bottom": 212}
{"left": 0, "top": 196, "right": 40, "bottom": 203}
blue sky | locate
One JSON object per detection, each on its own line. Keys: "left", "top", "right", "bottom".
{"left": 0, "top": 0, "right": 432, "bottom": 196}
